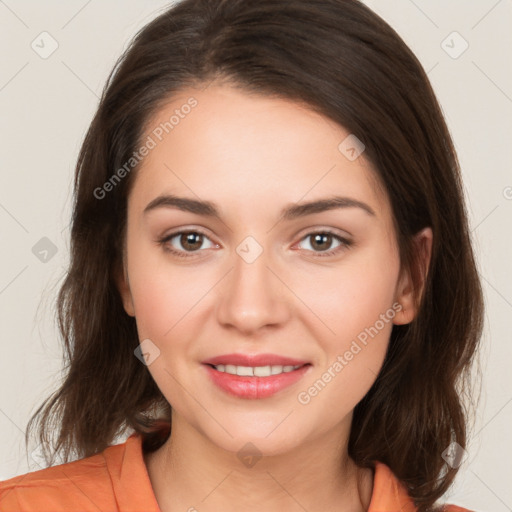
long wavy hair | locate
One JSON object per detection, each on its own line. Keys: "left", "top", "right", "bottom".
{"left": 26, "top": 1, "right": 484, "bottom": 510}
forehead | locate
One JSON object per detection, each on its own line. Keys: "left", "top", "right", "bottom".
{"left": 130, "top": 83, "right": 389, "bottom": 218}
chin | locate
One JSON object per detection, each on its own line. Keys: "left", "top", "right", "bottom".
{"left": 193, "top": 410, "right": 314, "bottom": 459}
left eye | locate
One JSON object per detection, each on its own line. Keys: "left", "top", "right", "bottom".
{"left": 296, "top": 231, "right": 350, "bottom": 255}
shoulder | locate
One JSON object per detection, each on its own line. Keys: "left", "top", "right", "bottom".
{"left": 0, "top": 440, "right": 127, "bottom": 512}
{"left": 370, "top": 462, "right": 474, "bottom": 512}
{"left": 0, "top": 433, "right": 160, "bottom": 512}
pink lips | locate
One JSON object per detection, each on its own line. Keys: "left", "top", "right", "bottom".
{"left": 202, "top": 353, "right": 309, "bottom": 367}
{"left": 202, "top": 353, "right": 312, "bottom": 399}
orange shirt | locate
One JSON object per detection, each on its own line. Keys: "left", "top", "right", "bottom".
{"left": 0, "top": 433, "right": 470, "bottom": 511}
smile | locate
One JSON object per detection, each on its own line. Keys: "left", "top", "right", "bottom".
{"left": 203, "top": 363, "right": 312, "bottom": 399}
{"left": 211, "top": 364, "right": 303, "bottom": 377}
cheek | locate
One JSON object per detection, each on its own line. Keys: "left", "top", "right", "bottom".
{"left": 129, "top": 274, "right": 178, "bottom": 338}
{"left": 126, "top": 238, "right": 210, "bottom": 338}
{"left": 292, "top": 243, "right": 399, "bottom": 408}
{"left": 294, "top": 243, "right": 400, "bottom": 347}
{"left": 296, "top": 337, "right": 388, "bottom": 428}
{"left": 126, "top": 253, "right": 207, "bottom": 407}
{"left": 295, "top": 287, "right": 395, "bottom": 424}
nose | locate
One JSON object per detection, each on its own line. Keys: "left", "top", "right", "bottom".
{"left": 215, "top": 245, "right": 291, "bottom": 335}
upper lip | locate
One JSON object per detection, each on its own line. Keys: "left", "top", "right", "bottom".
{"left": 202, "top": 353, "right": 310, "bottom": 367}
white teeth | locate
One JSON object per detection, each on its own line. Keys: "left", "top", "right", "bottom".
{"left": 237, "top": 365, "right": 254, "bottom": 376}
{"left": 213, "top": 364, "right": 302, "bottom": 376}
{"left": 254, "top": 366, "right": 272, "bottom": 377}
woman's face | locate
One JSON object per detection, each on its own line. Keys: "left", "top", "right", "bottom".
{"left": 117, "top": 82, "right": 427, "bottom": 455}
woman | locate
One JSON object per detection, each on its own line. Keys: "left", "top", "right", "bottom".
{"left": 0, "top": 0, "right": 483, "bottom": 511}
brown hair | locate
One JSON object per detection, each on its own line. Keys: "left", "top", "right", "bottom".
{"left": 26, "top": 1, "right": 484, "bottom": 510}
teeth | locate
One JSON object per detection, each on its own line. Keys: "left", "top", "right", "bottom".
{"left": 213, "top": 364, "right": 302, "bottom": 376}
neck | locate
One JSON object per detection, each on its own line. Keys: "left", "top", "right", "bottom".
{"left": 144, "top": 414, "right": 374, "bottom": 512}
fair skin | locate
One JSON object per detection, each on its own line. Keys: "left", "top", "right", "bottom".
{"left": 116, "top": 82, "right": 432, "bottom": 512}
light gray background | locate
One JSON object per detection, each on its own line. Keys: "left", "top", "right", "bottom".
{"left": 0, "top": 1, "right": 511, "bottom": 510}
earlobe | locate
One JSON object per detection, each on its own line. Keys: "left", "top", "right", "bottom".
{"left": 392, "top": 269, "right": 415, "bottom": 325}
{"left": 393, "top": 227, "right": 433, "bottom": 325}
{"left": 115, "top": 262, "right": 136, "bottom": 317}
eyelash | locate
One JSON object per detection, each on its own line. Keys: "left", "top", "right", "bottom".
{"left": 157, "top": 228, "right": 353, "bottom": 259}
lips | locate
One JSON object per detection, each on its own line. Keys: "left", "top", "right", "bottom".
{"left": 202, "top": 353, "right": 309, "bottom": 367}
{"left": 201, "top": 353, "right": 312, "bottom": 399}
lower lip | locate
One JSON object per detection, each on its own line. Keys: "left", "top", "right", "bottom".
{"left": 203, "top": 364, "right": 311, "bottom": 399}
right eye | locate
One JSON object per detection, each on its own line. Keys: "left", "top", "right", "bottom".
{"left": 158, "top": 230, "right": 217, "bottom": 258}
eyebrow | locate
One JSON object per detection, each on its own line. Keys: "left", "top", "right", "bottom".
{"left": 143, "top": 194, "right": 376, "bottom": 220}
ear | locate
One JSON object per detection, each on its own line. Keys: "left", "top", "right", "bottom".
{"left": 114, "top": 259, "right": 136, "bottom": 317}
{"left": 392, "top": 227, "right": 433, "bottom": 325}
